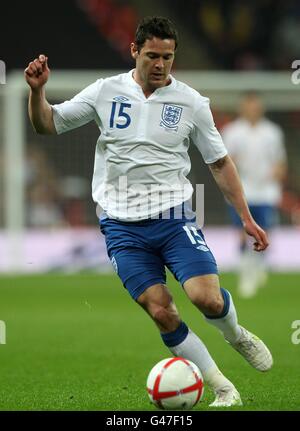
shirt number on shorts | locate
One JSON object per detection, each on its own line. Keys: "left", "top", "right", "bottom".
{"left": 183, "top": 225, "right": 206, "bottom": 246}
{"left": 109, "top": 101, "right": 132, "bottom": 129}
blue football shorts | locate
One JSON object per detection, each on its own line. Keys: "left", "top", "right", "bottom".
{"left": 99, "top": 204, "right": 218, "bottom": 301}
{"left": 228, "top": 204, "right": 278, "bottom": 230}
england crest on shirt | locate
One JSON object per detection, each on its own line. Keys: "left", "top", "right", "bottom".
{"left": 160, "top": 104, "right": 183, "bottom": 131}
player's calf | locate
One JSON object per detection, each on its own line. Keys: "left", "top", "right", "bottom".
{"left": 137, "top": 283, "right": 181, "bottom": 332}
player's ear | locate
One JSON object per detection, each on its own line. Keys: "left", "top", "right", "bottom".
{"left": 130, "top": 43, "right": 139, "bottom": 60}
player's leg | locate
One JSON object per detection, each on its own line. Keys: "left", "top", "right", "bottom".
{"left": 100, "top": 217, "right": 239, "bottom": 405}
{"left": 136, "top": 283, "right": 242, "bottom": 407}
{"left": 161, "top": 219, "right": 243, "bottom": 346}
{"left": 227, "top": 204, "right": 259, "bottom": 297}
{"left": 162, "top": 217, "right": 272, "bottom": 386}
{"left": 237, "top": 228, "right": 260, "bottom": 298}
{"left": 183, "top": 273, "right": 273, "bottom": 372}
{"left": 184, "top": 274, "right": 242, "bottom": 343}
{"left": 248, "top": 205, "right": 277, "bottom": 289}
{"left": 230, "top": 204, "right": 273, "bottom": 298}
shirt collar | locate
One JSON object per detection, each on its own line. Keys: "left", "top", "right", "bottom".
{"left": 127, "top": 69, "right": 176, "bottom": 94}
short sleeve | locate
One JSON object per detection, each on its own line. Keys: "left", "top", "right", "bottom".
{"left": 51, "top": 79, "right": 102, "bottom": 134}
{"left": 191, "top": 97, "right": 227, "bottom": 164}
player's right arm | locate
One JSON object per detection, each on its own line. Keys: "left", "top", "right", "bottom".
{"left": 191, "top": 96, "right": 268, "bottom": 251}
{"left": 24, "top": 54, "right": 56, "bottom": 135}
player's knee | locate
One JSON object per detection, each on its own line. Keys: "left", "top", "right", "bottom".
{"left": 137, "top": 285, "right": 181, "bottom": 331}
{"left": 192, "top": 294, "right": 224, "bottom": 316}
{"left": 151, "top": 304, "right": 180, "bottom": 331}
{"left": 151, "top": 304, "right": 175, "bottom": 323}
{"left": 204, "top": 295, "right": 224, "bottom": 316}
{"left": 208, "top": 297, "right": 224, "bottom": 316}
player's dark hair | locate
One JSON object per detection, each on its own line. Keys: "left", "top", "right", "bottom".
{"left": 135, "top": 16, "right": 178, "bottom": 52}
{"left": 242, "top": 90, "right": 262, "bottom": 99}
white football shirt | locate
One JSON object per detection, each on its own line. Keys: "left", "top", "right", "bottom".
{"left": 52, "top": 70, "right": 227, "bottom": 220}
{"left": 221, "top": 118, "right": 286, "bottom": 205}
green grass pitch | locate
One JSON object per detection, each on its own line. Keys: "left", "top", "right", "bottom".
{"left": 0, "top": 272, "right": 299, "bottom": 411}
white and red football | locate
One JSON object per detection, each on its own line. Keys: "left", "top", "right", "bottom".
{"left": 146, "top": 357, "right": 204, "bottom": 410}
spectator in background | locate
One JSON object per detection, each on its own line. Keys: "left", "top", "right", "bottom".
{"left": 196, "top": 0, "right": 276, "bottom": 70}
{"left": 25, "top": 145, "right": 65, "bottom": 227}
{"left": 221, "top": 92, "right": 287, "bottom": 298}
{"left": 0, "top": 150, "right": 4, "bottom": 226}
{"left": 26, "top": 145, "right": 92, "bottom": 227}
{"left": 271, "top": 2, "right": 300, "bottom": 69}
{"left": 77, "top": 0, "right": 138, "bottom": 62}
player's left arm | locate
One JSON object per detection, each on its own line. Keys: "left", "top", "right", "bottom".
{"left": 209, "top": 155, "right": 269, "bottom": 252}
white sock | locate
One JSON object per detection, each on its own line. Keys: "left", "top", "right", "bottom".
{"left": 205, "top": 289, "right": 242, "bottom": 344}
{"left": 253, "top": 251, "right": 268, "bottom": 287}
{"left": 238, "top": 248, "right": 264, "bottom": 298}
{"left": 168, "top": 328, "right": 234, "bottom": 391}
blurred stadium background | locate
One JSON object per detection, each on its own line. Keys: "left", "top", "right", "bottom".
{"left": 0, "top": 0, "right": 300, "bottom": 411}
{"left": 1, "top": 0, "right": 300, "bottom": 273}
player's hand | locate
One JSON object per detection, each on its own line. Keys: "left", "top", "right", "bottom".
{"left": 24, "top": 54, "right": 50, "bottom": 90}
{"left": 243, "top": 219, "right": 269, "bottom": 252}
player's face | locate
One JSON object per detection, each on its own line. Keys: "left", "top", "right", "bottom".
{"left": 240, "top": 96, "right": 264, "bottom": 124}
{"left": 131, "top": 37, "right": 175, "bottom": 93}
